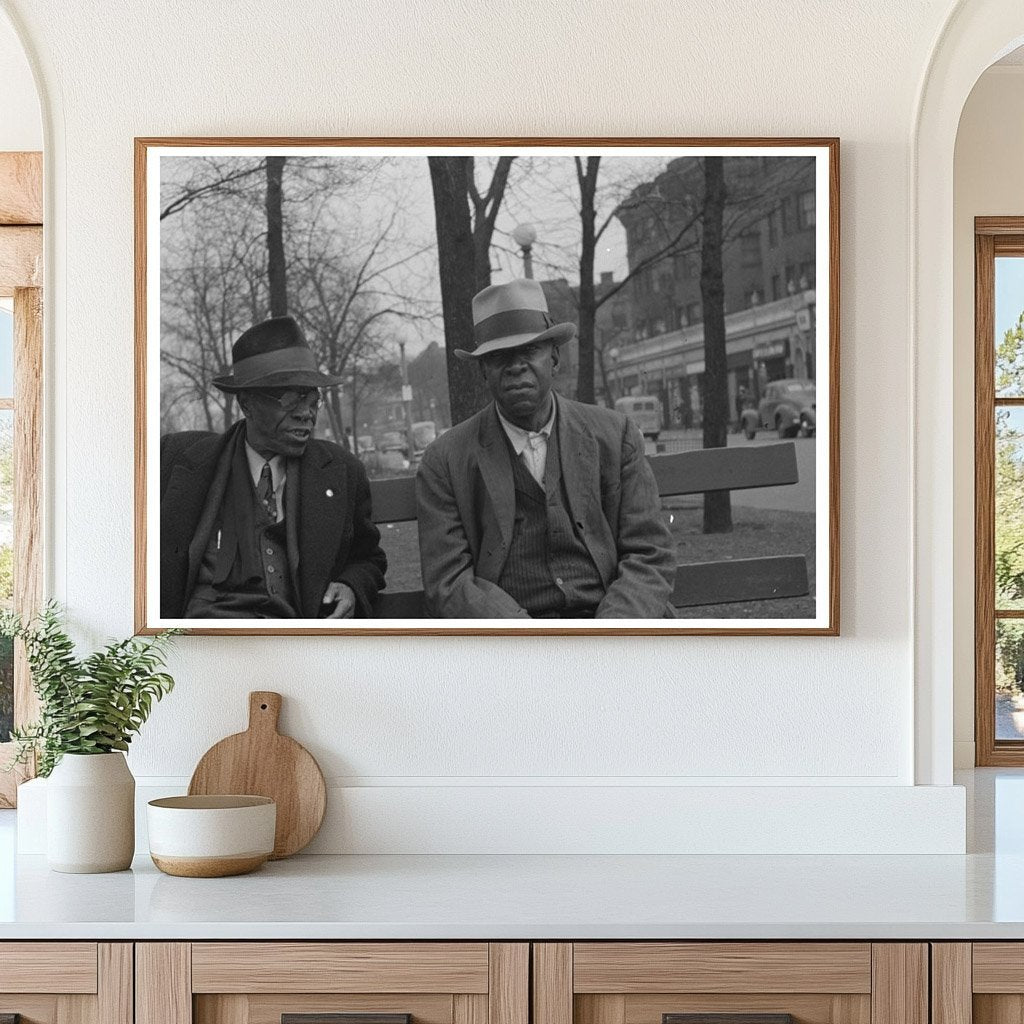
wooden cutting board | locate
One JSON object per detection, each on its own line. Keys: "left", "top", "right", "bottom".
{"left": 188, "top": 691, "right": 326, "bottom": 859}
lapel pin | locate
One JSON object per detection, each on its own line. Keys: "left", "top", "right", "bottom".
{"left": 325, "top": 488, "right": 334, "bottom": 497}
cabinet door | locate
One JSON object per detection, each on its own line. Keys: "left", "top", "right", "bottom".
{"left": 137, "top": 943, "right": 528, "bottom": 1024}
{"left": 945, "top": 942, "right": 1024, "bottom": 1024}
{"left": 0, "top": 943, "right": 131, "bottom": 1024}
{"left": 533, "top": 944, "right": 927, "bottom": 1024}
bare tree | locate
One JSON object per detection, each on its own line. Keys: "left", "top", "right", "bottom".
{"left": 265, "top": 156, "right": 288, "bottom": 316}
{"left": 160, "top": 155, "right": 436, "bottom": 440}
{"left": 428, "top": 156, "right": 514, "bottom": 424}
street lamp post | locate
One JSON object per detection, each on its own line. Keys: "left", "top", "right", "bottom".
{"left": 512, "top": 222, "right": 537, "bottom": 279}
{"left": 398, "top": 341, "right": 415, "bottom": 465}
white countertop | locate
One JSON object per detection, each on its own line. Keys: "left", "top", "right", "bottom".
{"left": 0, "top": 769, "right": 1021, "bottom": 941}
{"left": 0, "top": 848, "right": 1022, "bottom": 940}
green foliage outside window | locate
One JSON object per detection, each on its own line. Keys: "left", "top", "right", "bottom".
{"left": 996, "top": 313, "right": 1024, "bottom": 609}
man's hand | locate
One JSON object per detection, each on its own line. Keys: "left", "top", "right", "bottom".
{"left": 322, "top": 581, "right": 357, "bottom": 618}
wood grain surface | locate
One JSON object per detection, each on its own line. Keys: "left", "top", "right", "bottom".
{"left": 931, "top": 944, "right": 971, "bottom": 1024}
{"left": 534, "top": 944, "right": 572, "bottom": 1024}
{"left": 0, "top": 943, "right": 97, "bottom": 993}
{"left": 98, "top": 945, "right": 133, "bottom": 1024}
{"left": 0, "top": 226, "right": 41, "bottom": 295}
{"left": 869, "top": 945, "right": 927, "bottom": 1024}
{"left": 191, "top": 942, "right": 489, "bottom": 994}
{"left": 489, "top": 944, "right": 529, "bottom": 1024}
{"left": 188, "top": 691, "right": 326, "bottom": 858}
{"left": 624, "top": 994, "right": 868, "bottom": 1024}
{"left": 573, "top": 943, "right": 871, "bottom": 994}
{"left": 0, "top": 153, "right": 42, "bottom": 225}
{"left": 244, "top": 995, "right": 449, "bottom": 1024}
{"left": 135, "top": 943, "right": 192, "bottom": 1024}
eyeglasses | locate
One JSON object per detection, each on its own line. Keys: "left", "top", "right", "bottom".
{"left": 255, "top": 388, "right": 323, "bottom": 413}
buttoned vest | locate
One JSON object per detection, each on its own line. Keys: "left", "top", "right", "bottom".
{"left": 497, "top": 427, "right": 604, "bottom": 617}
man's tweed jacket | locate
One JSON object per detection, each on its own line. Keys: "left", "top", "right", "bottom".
{"left": 415, "top": 395, "right": 676, "bottom": 619}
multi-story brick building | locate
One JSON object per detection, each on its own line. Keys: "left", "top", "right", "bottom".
{"left": 613, "top": 155, "right": 818, "bottom": 427}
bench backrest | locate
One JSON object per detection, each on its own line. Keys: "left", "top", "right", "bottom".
{"left": 370, "top": 442, "right": 809, "bottom": 616}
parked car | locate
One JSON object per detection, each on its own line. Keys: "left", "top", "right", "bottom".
{"left": 356, "top": 434, "right": 376, "bottom": 456}
{"left": 614, "top": 395, "right": 663, "bottom": 440}
{"left": 757, "top": 379, "right": 816, "bottom": 438}
{"left": 378, "top": 430, "right": 408, "bottom": 456}
{"left": 411, "top": 420, "right": 437, "bottom": 459}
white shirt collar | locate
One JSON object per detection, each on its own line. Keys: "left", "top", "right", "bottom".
{"left": 496, "top": 397, "right": 557, "bottom": 455}
{"left": 244, "top": 442, "right": 286, "bottom": 493}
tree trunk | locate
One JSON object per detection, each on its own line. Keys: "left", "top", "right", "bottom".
{"left": 265, "top": 156, "right": 288, "bottom": 317}
{"left": 428, "top": 157, "right": 492, "bottom": 424}
{"left": 700, "top": 156, "right": 732, "bottom": 534}
{"left": 575, "top": 157, "right": 600, "bottom": 405}
{"left": 469, "top": 155, "right": 514, "bottom": 291}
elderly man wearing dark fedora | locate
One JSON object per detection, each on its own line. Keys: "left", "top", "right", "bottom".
{"left": 416, "top": 279, "right": 676, "bottom": 619}
{"left": 161, "top": 316, "right": 386, "bottom": 619}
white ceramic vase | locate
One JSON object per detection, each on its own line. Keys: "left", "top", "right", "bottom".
{"left": 46, "top": 752, "right": 135, "bottom": 873}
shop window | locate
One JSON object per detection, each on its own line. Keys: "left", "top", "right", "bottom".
{"left": 798, "top": 190, "right": 816, "bottom": 229}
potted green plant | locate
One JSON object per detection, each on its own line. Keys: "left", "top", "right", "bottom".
{"left": 2, "top": 603, "right": 178, "bottom": 873}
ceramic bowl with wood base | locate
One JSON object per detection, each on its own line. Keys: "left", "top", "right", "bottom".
{"left": 147, "top": 795, "right": 276, "bottom": 877}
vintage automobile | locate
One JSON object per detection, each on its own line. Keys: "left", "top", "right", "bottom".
{"left": 614, "top": 395, "right": 663, "bottom": 440}
{"left": 757, "top": 378, "right": 817, "bottom": 438}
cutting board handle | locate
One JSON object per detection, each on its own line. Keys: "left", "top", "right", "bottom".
{"left": 248, "top": 691, "right": 282, "bottom": 734}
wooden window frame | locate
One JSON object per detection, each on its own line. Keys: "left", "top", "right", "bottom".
{"left": 975, "top": 217, "right": 1024, "bottom": 765}
{"left": 0, "top": 152, "right": 43, "bottom": 806}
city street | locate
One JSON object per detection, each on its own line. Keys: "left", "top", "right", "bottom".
{"left": 645, "top": 430, "right": 817, "bottom": 514}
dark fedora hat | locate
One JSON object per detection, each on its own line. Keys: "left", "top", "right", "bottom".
{"left": 454, "top": 278, "right": 577, "bottom": 361}
{"left": 212, "top": 316, "right": 344, "bottom": 393}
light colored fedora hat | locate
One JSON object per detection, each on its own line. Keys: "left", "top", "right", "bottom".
{"left": 454, "top": 278, "right": 577, "bottom": 361}
{"left": 212, "top": 316, "right": 344, "bottom": 393}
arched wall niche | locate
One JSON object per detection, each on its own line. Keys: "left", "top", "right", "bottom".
{"left": 914, "top": 1, "right": 1024, "bottom": 785}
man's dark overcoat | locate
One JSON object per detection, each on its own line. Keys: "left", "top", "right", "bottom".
{"left": 415, "top": 396, "right": 676, "bottom": 618}
{"left": 161, "top": 421, "right": 386, "bottom": 618}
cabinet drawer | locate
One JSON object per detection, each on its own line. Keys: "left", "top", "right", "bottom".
{"left": 191, "top": 943, "right": 490, "bottom": 993}
{"left": 139, "top": 942, "right": 528, "bottom": 1024}
{"left": 572, "top": 944, "right": 872, "bottom": 994}
{"left": 0, "top": 942, "right": 98, "bottom": 993}
{"left": 0, "top": 943, "right": 130, "bottom": 1024}
{"left": 534, "top": 943, "right": 926, "bottom": 1024}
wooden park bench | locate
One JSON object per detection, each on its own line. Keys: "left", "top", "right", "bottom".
{"left": 368, "top": 441, "right": 810, "bottom": 618}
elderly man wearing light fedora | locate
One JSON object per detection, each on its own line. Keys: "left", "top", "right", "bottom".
{"left": 416, "top": 279, "right": 676, "bottom": 619}
{"left": 161, "top": 316, "right": 387, "bottom": 619}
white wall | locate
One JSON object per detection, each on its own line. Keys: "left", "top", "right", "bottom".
{"left": 952, "top": 66, "right": 1024, "bottom": 767}
{"left": 0, "top": 0, "right": 974, "bottom": 853}
{"left": 0, "top": 9, "right": 39, "bottom": 151}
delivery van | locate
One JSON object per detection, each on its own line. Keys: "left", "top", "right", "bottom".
{"left": 614, "top": 395, "right": 663, "bottom": 440}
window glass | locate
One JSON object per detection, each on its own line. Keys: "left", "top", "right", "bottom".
{"left": 997, "top": 620, "right": 1024, "bottom": 740}
{"left": 996, "top": 257, "right": 1024, "bottom": 397}
{"left": 996, "top": 407, "right": 1024, "bottom": 610}
{"left": 0, "top": 308, "right": 12, "bottom": 399}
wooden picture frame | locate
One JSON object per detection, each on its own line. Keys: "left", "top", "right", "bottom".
{"left": 135, "top": 137, "right": 839, "bottom": 636}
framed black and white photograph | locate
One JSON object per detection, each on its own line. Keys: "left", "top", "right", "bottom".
{"left": 135, "top": 137, "right": 839, "bottom": 635}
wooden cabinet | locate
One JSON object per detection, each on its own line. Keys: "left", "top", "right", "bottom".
{"left": 932, "top": 943, "right": 1023, "bottom": 1024}
{"left": 136, "top": 944, "right": 528, "bottom": 1024}
{"left": 532, "top": 943, "right": 928, "bottom": 1024}
{"left": 0, "top": 938, "right": 939, "bottom": 1024}
{"left": 0, "top": 942, "right": 132, "bottom": 1024}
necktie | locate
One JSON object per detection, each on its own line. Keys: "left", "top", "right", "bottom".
{"left": 522, "top": 432, "right": 546, "bottom": 486}
{"left": 257, "top": 461, "right": 277, "bottom": 522}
